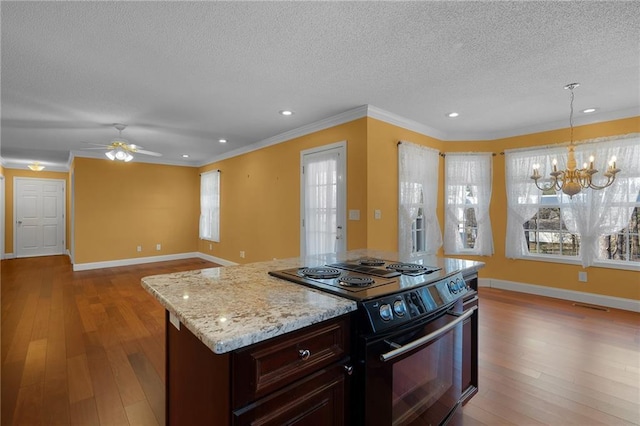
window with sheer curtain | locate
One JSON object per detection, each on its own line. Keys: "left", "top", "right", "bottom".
{"left": 505, "top": 134, "right": 640, "bottom": 268}
{"left": 444, "top": 153, "right": 494, "bottom": 255}
{"left": 398, "top": 141, "right": 442, "bottom": 255}
{"left": 199, "top": 170, "right": 220, "bottom": 242}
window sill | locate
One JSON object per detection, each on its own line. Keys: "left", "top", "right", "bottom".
{"left": 517, "top": 254, "right": 640, "bottom": 271}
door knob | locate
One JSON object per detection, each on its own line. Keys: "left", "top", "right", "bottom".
{"left": 17, "top": 220, "right": 22, "bottom": 225}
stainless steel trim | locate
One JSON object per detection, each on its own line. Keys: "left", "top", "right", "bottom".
{"left": 462, "top": 295, "right": 479, "bottom": 305}
{"left": 380, "top": 306, "right": 477, "bottom": 362}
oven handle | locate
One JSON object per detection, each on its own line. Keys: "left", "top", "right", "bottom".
{"left": 380, "top": 305, "right": 477, "bottom": 362}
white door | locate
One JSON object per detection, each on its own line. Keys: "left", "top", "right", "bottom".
{"left": 15, "top": 178, "right": 65, "bottom": 257}
{"left": 300, "top": 142, "right": 347, "bottom": 257}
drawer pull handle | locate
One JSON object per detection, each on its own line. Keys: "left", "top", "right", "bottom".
{"left": 298, "top": 349, "right": 311, "bottom": 360}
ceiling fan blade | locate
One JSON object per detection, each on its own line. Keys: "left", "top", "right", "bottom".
{"left": 82, "top": 147, "right": 110, "bottom": 150}
{"left": 81, "top": 141, "right": 111, "bottom": 148}
{"left": 135, "top": 149, "right": 163, "bottom": 157}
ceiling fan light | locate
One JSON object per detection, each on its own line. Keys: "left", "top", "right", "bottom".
{"left": 124, "top": 152, "right": 134, "bottom": 162}
{"left": 106, "top": 150, "right": 116, "bottom": 161}
{"left": 115, "top": 149, "right": 128, "bottom": 161}
{"left": 27, "top": 162, "right": 45, "bottom": 171}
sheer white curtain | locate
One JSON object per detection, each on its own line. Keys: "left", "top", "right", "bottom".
{"left": 504, "top": 148, "right": 556, "bottom": 258}
{"left": 444, "top": 153, "right": 494, "bottom": 255}
{"left": 199, "top": 170, "right": 220, "bottom": 242}
{"left": 304, "top": 151, "right": 339, "bottom": 256}
{"left": 398, "top": 141, "right": 441, "bottom": 255}
{"left": 561, "top": 135, "right": 640, "bottom": 267}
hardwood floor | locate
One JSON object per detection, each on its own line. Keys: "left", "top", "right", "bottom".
{"left": 2, "top": 255, "right": 639, "bottom": 425}
{"left": 1, "top": 255, "right": 218, "bottom": 426}
{"left": 459, "top": 288, "right": 640, "bottom": 426}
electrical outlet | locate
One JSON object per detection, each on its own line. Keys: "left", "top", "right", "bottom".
{"left": 240, "top": 251, "right": 245, "bottom": 258}
{"left": 156, "top": 243, "right": 161, "bottom": 251}
{"left": 578, "top": 271, "right": 588, "bottom": 282}
{"left": 137, "top": 245, "right": 142, "bottom": 252}
{"left": 209, "top": 243, "right": 213, "bottom": 250}
{"left": 374, "top": 209, "right": 382, "bottom": 220}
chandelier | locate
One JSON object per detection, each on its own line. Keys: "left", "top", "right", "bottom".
{"left": 531, "top": 83, "right": 620, "bottom": 198}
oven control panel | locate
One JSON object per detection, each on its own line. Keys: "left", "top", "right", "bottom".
{"left": 361, "top": 272, "right": 467, "bottom": 332}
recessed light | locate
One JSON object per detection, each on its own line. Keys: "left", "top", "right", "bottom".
{"left": 446, "top": 112, "right": 459, "bottom": 118}
{"left": 182, "top": 154, "right": 190, "bottom": 158}
{"left": 582, "top": 108, "right": 597, "bottom": 114}
{"left": 279, "top": 110, "right": 294, "bottom": 116}
{"left": 218, "top": 139, "right": 227, "bottom": 143}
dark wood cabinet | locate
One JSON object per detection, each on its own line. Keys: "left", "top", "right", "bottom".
{"left": 166, "top": 313, "right": 351, "bottom": 425}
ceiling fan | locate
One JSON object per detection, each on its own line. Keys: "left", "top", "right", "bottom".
{"left": 83, "top": 123, "right": 162, "bottom": 162}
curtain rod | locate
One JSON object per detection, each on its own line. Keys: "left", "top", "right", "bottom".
{"left": 441, "top": 152, "right": 497, "bottom": 157}
{"left": 199, "top": 169, "right": 220, "bottom": 176}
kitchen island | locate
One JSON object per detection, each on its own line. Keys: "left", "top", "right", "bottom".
{"left": 141, "top": 250, "right": 484, "bottom": 425}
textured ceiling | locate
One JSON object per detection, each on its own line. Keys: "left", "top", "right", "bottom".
{"left": 1, "top": 1, "right": 639, "bottom": 170}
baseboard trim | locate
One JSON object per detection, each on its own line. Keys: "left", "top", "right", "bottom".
{"left": 72, "top": 252, "right": 238, "bottom": 271}
{"left": 196, "top": 253, "right": 238, "bottom": 267}
{"left": 479, "top": 278, "right": 640, "bottom": 313}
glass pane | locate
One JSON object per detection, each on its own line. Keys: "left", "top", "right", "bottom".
{"left": 561, "top": 233, "right": 579, "bottom": 256}
{"left": 538, "top": 232, "right": 560, "bottom": 255}
{"left": 464, "top": 228, "right": 477, "bottom": 249}
{"left": 538, "top": 208, "right": 561, "bottom": 230}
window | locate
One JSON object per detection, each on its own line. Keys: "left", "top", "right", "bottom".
{"left": 444, "top": 153, "right": 493, "bottom": 255}
{"left": 398, "top": 142, "right": 442, "bottom": 255}
{"left": 599, "top": 205, "right": 639, "bottom": 262}
{"left": 199, "top": 170, "right": 220, "bottom": 242}
{"left": 505, "top": 134, "right": 640, "bottom": 268}
{"left": 524, "top": 192, "right": 580, "bottom": 257}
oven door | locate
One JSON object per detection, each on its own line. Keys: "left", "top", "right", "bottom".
{"left": 362, "top": 306, "right": 477, "bottom": 426}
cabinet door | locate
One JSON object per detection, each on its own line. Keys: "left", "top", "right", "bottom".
{"left": 233, "top": 363, "right": 348, "bottom": 426}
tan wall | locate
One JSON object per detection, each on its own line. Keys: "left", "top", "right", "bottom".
{"left": 198, "top": 118, "right": 368, "bottom": 263}
{"left": 73, "top": 157, "right": 199, "bottom": 264}
{"left": 443, "top": 116, "right": 640, "bottom": 301}
{"left": 3, "top": 168, "right": 71, "bottom": 255}
{"left": 3, "top": 115, "right": 637, "bottom": 301}
{"left": 365, "top": 118, "right": 445, "bottom": 252}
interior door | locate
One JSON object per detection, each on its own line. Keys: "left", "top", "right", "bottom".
{"left": 15, "top": 177, "right": 65, "bottom": 257}
{"left": 300, "top": 142, "right": 347, "bottom": 257}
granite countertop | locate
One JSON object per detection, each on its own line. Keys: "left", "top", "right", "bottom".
{"left": 141, "top": 249, "right": 484, "bottom": 354}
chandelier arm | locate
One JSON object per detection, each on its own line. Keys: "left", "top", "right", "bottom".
{"left": 586, "top": 176, "right": 617, "bottom": 191}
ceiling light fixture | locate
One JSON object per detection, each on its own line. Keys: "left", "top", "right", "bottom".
{"left": 218, "top": 139, "right": 227, "bottom": 144}
{"left": 446, "top": 112, "right": 459, "bottom": 118}
{"left": 279, "top": 110, "right": 294, "bottom": 116}
{"left": 531, "top": 83, "right": 620, "bottom": 198}
{"left": 106, "top": 147, "right": 133, "bottom": 162}
{"left": 27, "top": 161, "right": 45, "bottom": 171}
{"left": 581, "top": 108, "right": 597, "bottom": 114}
{"left": 182, "top": 154, "right": 190, "bottom": 158}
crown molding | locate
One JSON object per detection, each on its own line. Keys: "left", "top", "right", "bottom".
{"left": 70, "top": 150, "right": 199, "bottom": 168}
{"left": 442, "top": 106, "right": 640, "bottom": 141}
{"left": 366, "top": 105, "right": 449, "bottom": 140}
{"left": 1, "top": 159, "right": 69, "bottom": 173}
{"left": 199, "top": 105, "right": 369, "bottom": 166}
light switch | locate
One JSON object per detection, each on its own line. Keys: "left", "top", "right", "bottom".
{"left": 374, "top": 209, "right": 382, "bottom": 220}
{"left": 349, "top": 209, "right": 360, "bottom": 220}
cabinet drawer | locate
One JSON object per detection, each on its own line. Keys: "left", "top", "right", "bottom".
{"left": 232, "top": 315, "right": 350, "bottom": 408}
{"left": 232, "top": 363, "right": 347, "bottom": 426}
